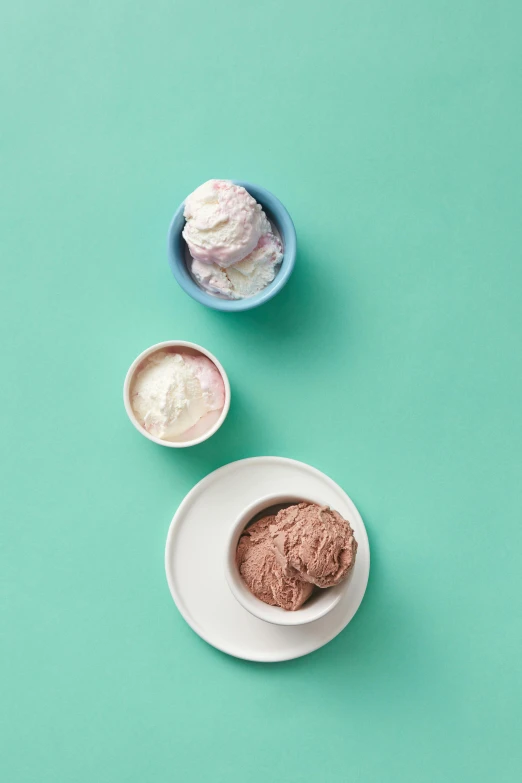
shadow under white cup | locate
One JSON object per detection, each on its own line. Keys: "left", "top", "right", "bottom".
{"left": 225, "top": 494, "right": 353, "bottom": 626}
{"left": 123, "top": 340, "right": 231, "bottom": 448}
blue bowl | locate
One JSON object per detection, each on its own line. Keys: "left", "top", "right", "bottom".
{"left": 167, "top": 181, "right": 297, "bottom": 311}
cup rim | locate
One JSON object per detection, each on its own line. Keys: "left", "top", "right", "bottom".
{"left": 225, "top": 494, "right": 348, "bottom": 626}
{"left": 123, "top": 340, "right": 231, "bottom": 448}
{"left": 167, "top": 180, "right": 297, "bottom": 312}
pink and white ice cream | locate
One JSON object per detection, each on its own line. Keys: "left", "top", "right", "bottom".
{"left": 182, "top": 180, "right": 283, "bottom": 300}
{"left": 130, "top": 350, "right": 225, "bottom": 442}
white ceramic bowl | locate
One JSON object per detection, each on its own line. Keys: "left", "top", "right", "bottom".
{"left": 225, "top": 494, "right": 354, "bottom": 626}
{"left": 123, "top": 340, "right": 231, "bottom": 448}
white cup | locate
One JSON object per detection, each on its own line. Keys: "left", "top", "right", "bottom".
{"left": 123, "top": 340, "right": 231, "bottom": 448}
{"left": 225, "top": 494, "right": 354, "bottom": 626}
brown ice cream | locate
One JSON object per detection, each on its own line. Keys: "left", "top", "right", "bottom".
{"left": 236, "top": 502, "right": 357, "bottom": 611}
{"left": 236, "top": 516, "right": 314, "bottom": 611}
{"left": 271, "top": 503, "right": 358, "bottom": 588}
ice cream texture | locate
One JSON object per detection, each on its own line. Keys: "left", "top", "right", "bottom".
{"left": 236, "top": 502, "right": 357, "bottom": 611}
{"left": 182, "top": 180, "right": 283, "bottom": 300}
{"left": 272, "top": 503, "right": 358, "bottom": 588}
{"left": 191, "top": 232, "right": 282, "bottom": 300}
{"left": 236, "top": 516, "right": 314, "bottom": 612}
{"left": 130, "top": 351, "right": 225, "bottom": 441}
{"left": 183, "top": 180, "right": 270, "bottom": 267}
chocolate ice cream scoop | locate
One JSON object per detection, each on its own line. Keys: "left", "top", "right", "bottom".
{"left": 270, "top": 503, "right": 357, "bottom": 588}
{"left": 236, "top": 516, "right": 314, "bottom": 611}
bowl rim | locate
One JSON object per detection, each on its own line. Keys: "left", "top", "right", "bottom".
{"left": 123, "top": 340, "right": 231, "bottom": 448}
{"left": 167, "top": 180, "right": 297, "bottom": 312}
{"left": 225, "top": 493, "right": 348, "bottom": 626}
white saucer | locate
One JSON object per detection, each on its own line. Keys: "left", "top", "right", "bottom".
{"left": 164, "top": 457, "right": 370, "bottom": 662}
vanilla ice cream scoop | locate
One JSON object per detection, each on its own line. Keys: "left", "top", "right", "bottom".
{"left": 130, "top": 351, "right": 225, "bottom": 441}
{"left": 182, "top": 180, "right": 271, "bottom": 267}
{"left": 191, "top": 232, "right": 283, "bottom": 300}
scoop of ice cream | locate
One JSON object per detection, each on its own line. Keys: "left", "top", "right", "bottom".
{"left": 191, "top": 232, "right": 283, "bottom": 300}
{"left": 183, "top": 180, "right": 270, "bottom": 267}
{"left": 131, "top": 351, "right": 225, "bottom": 441}
{"left": 270, "top": 503, "right": 357, "bottom": 588}
{"left": 236, "top": 516, "right": 314, "bottom": 611}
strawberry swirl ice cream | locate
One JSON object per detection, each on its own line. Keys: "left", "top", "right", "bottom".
{"left": 182, "top": 180, "right": 283, "bottom": 300}
{"left": 130, "top": 350, "right": 225, "bottom": 442}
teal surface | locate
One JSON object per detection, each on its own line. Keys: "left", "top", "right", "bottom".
{"left": 1, "top": 2, "right": 521, "bottom": 781}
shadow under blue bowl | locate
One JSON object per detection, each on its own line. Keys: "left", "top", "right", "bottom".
{"left": 167, "top": 181, "right": 297, "bottom": 312}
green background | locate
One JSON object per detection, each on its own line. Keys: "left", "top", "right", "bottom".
{"left": 2, "top": 1, "right": 521, "bottom": 780}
